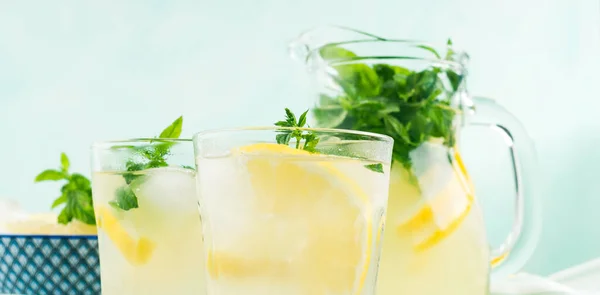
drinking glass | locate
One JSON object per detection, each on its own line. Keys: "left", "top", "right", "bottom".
{"left": 193, "top": 127, "right": 393, "bottom": 295}
{"left": 91, "top": 139, "right": 205, "bottom": 294}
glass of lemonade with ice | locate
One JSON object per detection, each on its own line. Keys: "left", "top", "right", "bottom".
{"left": 91, "top": 139, "right": 205, "bottom": 295}
{"left": 193, "top": 125, "right": 393, "bottom": 295}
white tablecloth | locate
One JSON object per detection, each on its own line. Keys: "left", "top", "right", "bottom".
{"left": 491, "top": 258, "right": 600, "bottom": 294}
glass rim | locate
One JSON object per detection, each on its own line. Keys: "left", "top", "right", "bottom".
{"left": 193, "top": 126, "right": 394, "bottom": 143}
{"left": 91, "top": 138, "right": 192, "bottom": 149}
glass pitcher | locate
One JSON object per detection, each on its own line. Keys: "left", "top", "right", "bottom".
{"left": 289, "top": 26, "right": 541, "bottom": 295}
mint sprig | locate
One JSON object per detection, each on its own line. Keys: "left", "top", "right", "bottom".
{"left": 35, "top": 153, "right": 96, "bottom": 225}
{"left": 110, "top": 116, "right": 185, "bottom": 211}
{"left": 312, "top": 40, "right": 461, "bottom": 171}
{"left": 275, "top": 108, "right": 319, "bottom": 152}
{"left": 275, "top": 108, "right": 384, "bottom": 173}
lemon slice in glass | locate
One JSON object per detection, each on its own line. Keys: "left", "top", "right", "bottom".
{"left": 96, "top": 206, "right": 155, "bottom": 266}
{"left": 208, "top": 143, "right": 374, "bottom": 294}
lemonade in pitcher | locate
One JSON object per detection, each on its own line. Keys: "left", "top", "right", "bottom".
{"left": 194, "top": 123, "right": 394, "bottom": 295}
{"left": 378, "top": 142, "right": 490, "bottom": 294}
{"left": 290, "top": 26, "right": 540, "bottom": 294}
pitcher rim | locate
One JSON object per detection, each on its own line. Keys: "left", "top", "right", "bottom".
{"left": 290, "top": 25, "right": 468, "bottom": 72}
{"left": 306, "top": 40, "right": 466, "bottom": 72}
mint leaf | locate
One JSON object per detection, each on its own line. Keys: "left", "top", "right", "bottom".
{"left": 364, "top": 163, "right": 384, "bottom": 173}
{"left": 446, "top": 71, "right": 462, "bottom": 91}
{"left": 58, "top": 174, "right": 95, "bottom": 225}
{"left": 276, "top": 133, "right": 292, "bottom": 145}
{"left": 60, "top": 153, "right": 70, "bottom": 172}
{"left": 70, "top": 173, "right": 91, "bottom": 189}
{"left": 319, "top": 45, "right": 357, "bottom": 60}
{"left": 284, "top": 108, "right": 296, "bottom": 125}
{"left": 57, "top": 209, "right": 72, "bottom": 224}
{"left": 35, "top": 154, "right": 96, "bottom": 225}
{"left": 318, "top": 46, "right": 379, "bottom": 99}
{"left": 274, "top": 120, "right": 290, "bottom": 127}
{"left": 159, "top": 116, "right": 183, "bottom": 139}
{"left": 66, "top": 190, "right": 96, "bottom": 225}
{"left": 111, "top": 186, "right": 139, "bottom": 211}
{"left": 333, "top": 63, "right": 380, "bottom": 98}
{"left": 313, "top": 95, "right": 348, "bottom": 128}
{"left": 35, "top": 169, "right": 66, "bottom": 182}
{"left": 302, "top": 133, "right": 319, "bottom": 152}
{"left": 57, "top": 181, "right": 92, "bottom": 225}
{"left": 297, "top": 110, "right": 308, "bottom": 127}
{"left": 51, "top": 195, "right": 67, "bottom": 209}
{"left": 122, "top": 161, "right": 144, "bottom": 184}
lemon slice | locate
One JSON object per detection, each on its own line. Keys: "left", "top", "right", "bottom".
{"left": 208, "top": 143, "right": 373, "bottom": 294}
{"left": 96, "top": 206, "right": 155, "bottom": 266}
{"left": 395, "top": 146, "right": 475, "bottom": 252}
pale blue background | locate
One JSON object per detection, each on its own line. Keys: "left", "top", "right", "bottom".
{"left": 0, "top": 0, "right": 599, "bottom": 276}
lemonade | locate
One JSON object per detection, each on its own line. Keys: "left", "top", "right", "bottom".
{"left": 194, "top": 132, "right": 392, "bottom": 295}
{"left": 290, "top": 27, "right": 540, "bottom": 294}
{"left": 290, "top": 36, "right": 493, "bottom": 294}
{"left": 376, "top": 142, "right": 490, "bottom": 295}
{"left": 92, "top": 167, "right": 205, "bottom": 295}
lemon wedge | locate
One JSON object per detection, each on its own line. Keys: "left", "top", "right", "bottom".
{"left": 96, "top": 206, "right": 155, "bottom": 266}
{"left": 394, "top": 149, "right": 475, "bottom": 252}
{"left": 208, "top": 143, "right": 374, "bottom": 294}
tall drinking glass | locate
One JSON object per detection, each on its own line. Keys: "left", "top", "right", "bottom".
{"left": 91, "top": 139, "right": 205, "bottom": 294}
{"left": 193, "top": 127, "right": 394, "bottom": 295}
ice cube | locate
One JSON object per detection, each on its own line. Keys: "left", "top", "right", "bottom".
{"left": 410, "top": 141, "right": 455, "bottom": 201}
{"left": 195, "top": 155, "right": 256, "bottom": 250}
{"left": 133, "top": 167, "right": 198, "bottom": 214}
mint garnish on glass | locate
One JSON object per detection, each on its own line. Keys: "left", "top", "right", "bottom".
{"left": 109, "top": 116, "right": 185, "bottom": 211}
{"left": 275, "top": 108, "right": 319, "bottom": 152}
{"left": 275, "top": 108, "right": 384, "bottom": 173}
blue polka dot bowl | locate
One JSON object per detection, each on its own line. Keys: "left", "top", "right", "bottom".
{"left": 0, "top": 219, "right": 101, "bottom": 295}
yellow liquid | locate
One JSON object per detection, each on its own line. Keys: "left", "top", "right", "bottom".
{"left": 92, "top": 167, "right": 205, "bottom": 295}
{"left": 196, "top": 143, "right": 390, "bottom": 295}
{"left": 376, "top": 144, "right": 490, "bottom": 295}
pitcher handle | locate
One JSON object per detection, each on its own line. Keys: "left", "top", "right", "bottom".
{"left": 464, "top": 96, "right": 542, "bottom": 279}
